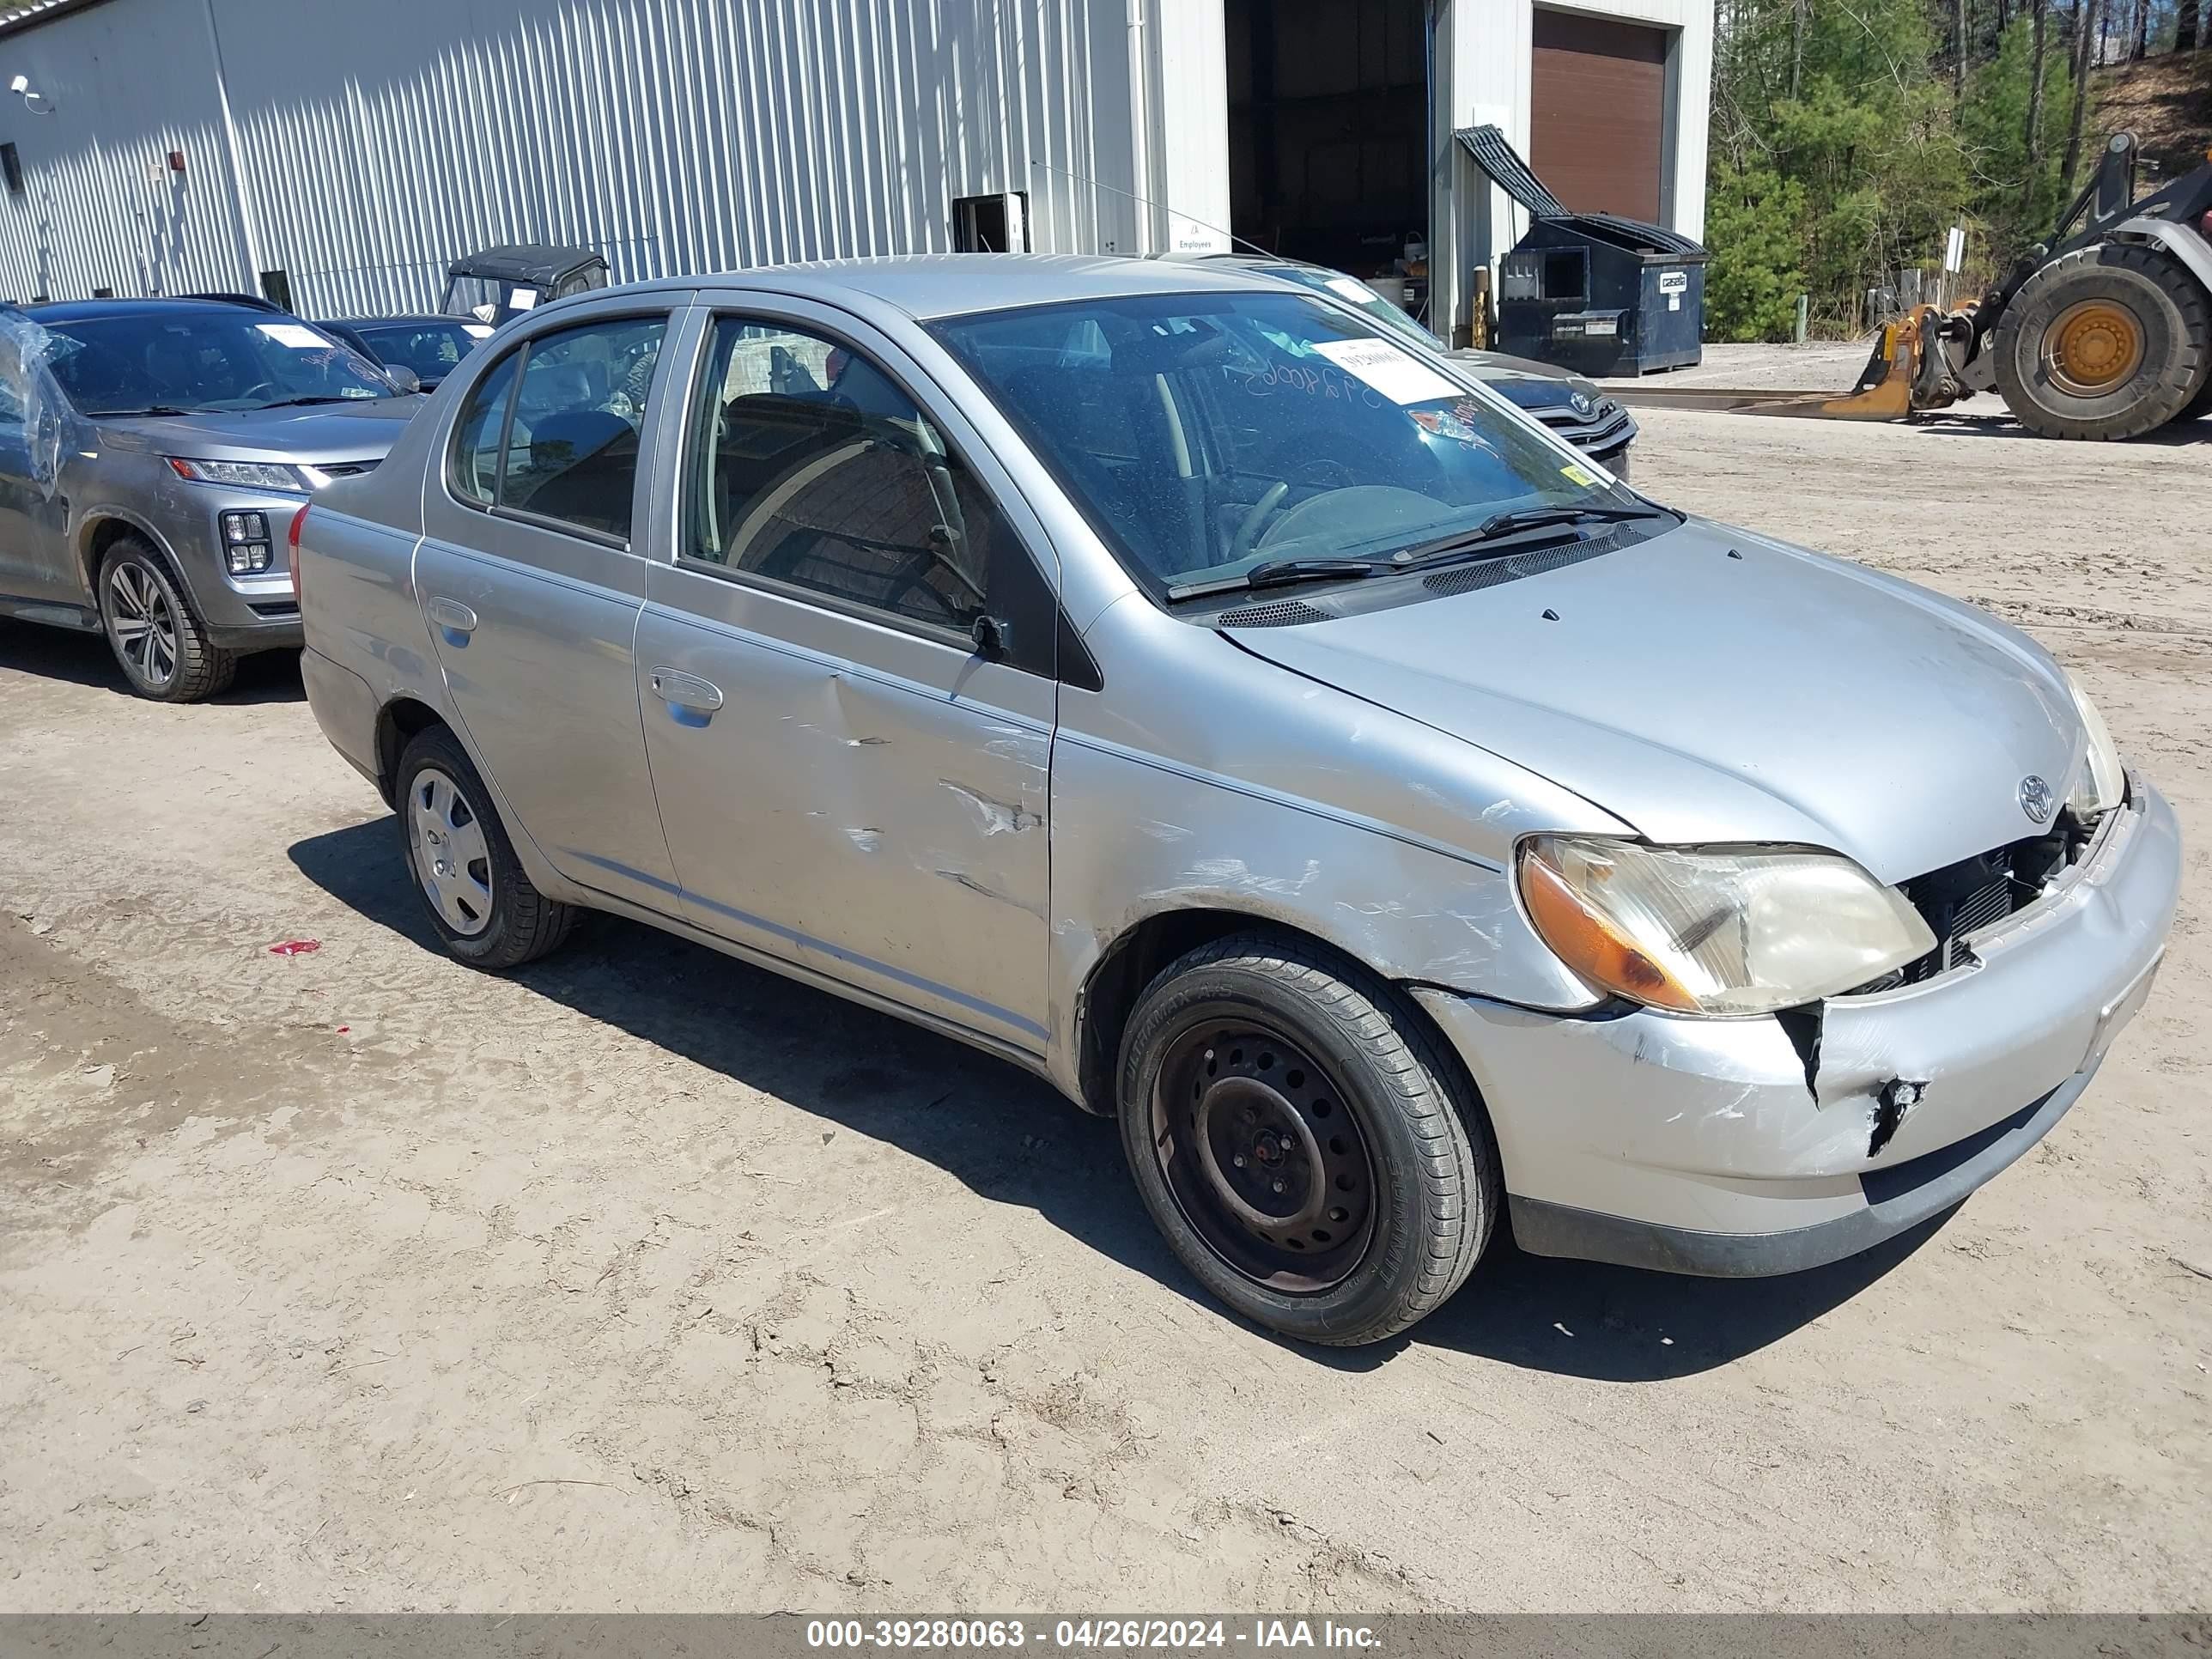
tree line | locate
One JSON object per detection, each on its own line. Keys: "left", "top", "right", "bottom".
{"left": 1705, "top": 0, "right": 2206, "bottom": 339}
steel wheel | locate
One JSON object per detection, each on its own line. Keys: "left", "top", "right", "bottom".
{"left": 2043, "top": 298, "right": 2146, "bottom": 397}
{"left": 408, "top": 766, "right": 495, "bottom": 936}
{"left": 106, "top": 560, "right": 179, "bottom": 690}
{"left": 1148, "top": 1016, "right": 1377, "bottom": 1293}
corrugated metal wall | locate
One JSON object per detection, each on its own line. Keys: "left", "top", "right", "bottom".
{"left": 0, "top": 0, "right": 1145, "bottom": 313}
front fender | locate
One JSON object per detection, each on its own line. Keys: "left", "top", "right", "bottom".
{"left": 2112, "top": 215, "right": 2212, "bottom": 297}
{"left": 1042, "top": 732, "right": 1604, "bottom": 1103}
{"left": 71, "top": 503, "right": 183, "bottom": 605}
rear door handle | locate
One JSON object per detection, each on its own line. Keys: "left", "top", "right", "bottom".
{"left": 648, "top": 666, "right": 724, "bottom": 714}
{"left": 426, "top": 597, "right": 477, "bottom": 635}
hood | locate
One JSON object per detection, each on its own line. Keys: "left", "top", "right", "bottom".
{"left": 1224, "top": 519, "right": 2083, "bottom": 883}
{"left": 96, "top": 398, "right": 416, "bottom": 464}
{"left": 1450, "top": 351, "right": 1604, "bottom": 412}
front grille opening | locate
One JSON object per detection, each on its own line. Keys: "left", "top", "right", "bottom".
{"left": 1849, "top": 817, "right": 2092, "bottom": 994}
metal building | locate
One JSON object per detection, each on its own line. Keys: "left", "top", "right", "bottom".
{"left": 0, "top": 0, "right": 1709, "bottom": 343}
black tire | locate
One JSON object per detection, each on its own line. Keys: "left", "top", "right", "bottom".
{"left": 1991, "top": 244, "right": 2211, "bottom": 441}
{"left": 2182, "top": 372, "right": 2212, "bottom": 425}
{"left": 1116, "top": 933, "right": 1500, "bottom": 1346}
{"left": 394, "top": 725, "right": 575, "bottom": 969}
{"left": 97, "top": 537, "right": 235, "bottom": 702}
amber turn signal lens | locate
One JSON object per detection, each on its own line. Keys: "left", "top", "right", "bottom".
{"left": 1519, "top": 850, "right": 1699, "bottom": 1012}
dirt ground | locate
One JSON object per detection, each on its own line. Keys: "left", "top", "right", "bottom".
{"left": 3, "top": 406, "right": 2209, "bottom": 1615}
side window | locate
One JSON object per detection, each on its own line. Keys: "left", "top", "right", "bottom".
{"left": 500, "top": 315, "right": 667, "bottom": 540}
{"left": 683, "top": 316, "right": 1017, "bottom": 635}
{"left": 449, "top": 349, "right": 520, "bottom": 506}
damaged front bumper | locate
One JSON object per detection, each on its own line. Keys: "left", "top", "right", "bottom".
{"left": 1414, "top": 779, "right": 2180, "bottom": 1276}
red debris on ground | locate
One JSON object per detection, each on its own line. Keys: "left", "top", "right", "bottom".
{"left": 268, "top": 939, "right": 321, "bottom": 957}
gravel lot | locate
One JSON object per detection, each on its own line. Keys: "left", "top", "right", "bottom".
{"left": 3, "top": 406, "right": 2208, "bottom": 1614}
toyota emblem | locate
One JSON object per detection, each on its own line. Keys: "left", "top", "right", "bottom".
{"left": 1569, "top": 392, "right": 1595, "bottom": 418}
{"left": 2019, "top": 775, "right": 2055, "bottom": 823}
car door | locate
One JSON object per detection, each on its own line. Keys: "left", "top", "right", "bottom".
{"left": 0, "top": 352, "right": 76, "bottom": 606}
{"left": 633, "top": 301, "right": 1062, "bottom": 1052}
{"left": 414, "top": 301, "right": 684, "bottom": 913}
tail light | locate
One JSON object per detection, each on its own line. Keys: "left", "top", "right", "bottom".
{"left": 287, "top": 502, "right": 310, "bottom": 597}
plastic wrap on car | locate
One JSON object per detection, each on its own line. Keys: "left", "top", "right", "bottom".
{"left": 0, "top": 311, "right": 69, "bottom": 497}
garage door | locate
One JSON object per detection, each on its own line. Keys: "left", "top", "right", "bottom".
{"left": 1529, "top": 9, "right": 1668, "bottom": 222}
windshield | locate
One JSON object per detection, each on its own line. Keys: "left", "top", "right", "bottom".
{"left": 441, "top": 274, "right": 545, "bottom": 326}
{"left": 357, "top": 319, "right": 490, "bottom": 381}
{"left": 44, "top": 312, "right": 395, "bottom": 416}
{"left": 1250, "top": 262, "right": 1445, "bottom": 353}
{"left": 932, "top": 290, "right": 1632, "bottom": 598}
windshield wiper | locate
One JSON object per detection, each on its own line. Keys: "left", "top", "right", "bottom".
{"left": 88, "top": 404, "right": 198, "bottom": 417}
{"left": 1395, "top": 503, "right": 1670, "bottom": 570}
{"left": 253, "top": 395, "right": 360, "bottom": 410}
{"left": 1167, "top": 557, "right": 1393, "bottom": 602}
{"left": 1166, "top": 502, "right": 1672, "bottom": 602}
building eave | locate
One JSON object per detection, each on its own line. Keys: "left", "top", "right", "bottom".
{"left": 0, "top": 0, "right": 115, "bottom": 40}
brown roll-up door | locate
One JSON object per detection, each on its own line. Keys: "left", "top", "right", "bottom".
{"left": 1528, "top": 9, "right": 1668, "bottom": 222}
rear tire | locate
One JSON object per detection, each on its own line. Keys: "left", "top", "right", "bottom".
{"left": 1116, "top": 933, "right": 1500, "bottom": 1346}
{"left": 97, "top": 538, "right": 235, "bottom": 702}
{"left": 1991, "top": 244, "right": 2211, "bottom": 440}
{"left": 394, "top": 725, "right": 575, "bottom": 969}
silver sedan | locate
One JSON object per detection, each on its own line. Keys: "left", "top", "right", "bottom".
{"left": 295, "top": 256, "right": 2178, "bottom": 1346}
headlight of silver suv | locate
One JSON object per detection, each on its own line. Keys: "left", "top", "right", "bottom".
{"left": 2064, "top": 671, "right": 2125, "bottom": 820}
{"left": 166, "top": 457, "right": 307, "bottom": 492}
{"left": 1517, "top": 836, "right": 1936, "bottom": 1017}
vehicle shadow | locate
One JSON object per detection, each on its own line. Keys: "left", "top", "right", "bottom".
{"left": 0, "top": 618, "right": 305, "bottom": 703}
{"left": 1911, "top": 410, "right": 2210, "bottom": 444}
{"left": 289, "top": 814, "right": 1942, "bottom": 1381}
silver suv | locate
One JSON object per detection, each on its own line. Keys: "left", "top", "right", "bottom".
{"left": 296, "top": 258, "right": 2176, "bottom": 1346}
{"left": 0, "top": 297, "right": 420, "bottom": 700}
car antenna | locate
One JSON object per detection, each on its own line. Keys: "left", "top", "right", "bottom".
{"left": 1028, "top": 160, "right": 1279, "bottom": 260}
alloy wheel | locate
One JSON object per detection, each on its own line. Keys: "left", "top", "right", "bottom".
{"left": 409, "top": 766, "right": 495, "bottom": 936}
{"left": 107, "top": 561, "right": 179, "bottom": 689}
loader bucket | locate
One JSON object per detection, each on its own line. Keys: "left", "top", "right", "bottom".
{"left": 1818, "top": 312, "right": 1928, "bottom": 420}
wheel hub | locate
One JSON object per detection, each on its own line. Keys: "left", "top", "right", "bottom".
{"left": 1151, "top": 1024, "right": 1376, "bottom": 1292}
{"left": 1195, "top": 1076, "right": 1327, "bottom": 1231}
{"left": 2044, "top": 299, "right": 2145, "bottom": 395}
{"left": 409, "top": 767, "right": 495, "bottom": 936}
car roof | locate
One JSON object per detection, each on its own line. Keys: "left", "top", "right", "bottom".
{"left": 447, "top": 244, "right": 606, "bottom": 283}
{"left": 324, "top": 314, "right": 466, "bottom": 329}
{"left": 538, "top": 252, "right": 1294, "bottom": 325}
{"left": 21, "top": 296, "right": 283, "bottom": 324}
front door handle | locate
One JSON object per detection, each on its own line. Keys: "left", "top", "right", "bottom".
{"left": 648, "top": 666, "right": 725, "bottom": 714}
{"left": 426, "top": 597, "right": 477, "bottom": 635}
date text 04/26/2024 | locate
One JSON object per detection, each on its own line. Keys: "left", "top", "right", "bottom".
{"left": 804, "top": 1620, "right": 1382, "bottom": 1651}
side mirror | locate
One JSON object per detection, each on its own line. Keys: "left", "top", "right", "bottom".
{"left": 969, "top": 613, "right": 1011, "bottom": 662}
{"left": 385, "top": 365, "right": 422, "bottom": 395}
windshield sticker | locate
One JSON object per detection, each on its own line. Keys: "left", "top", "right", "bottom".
{"left": 1561, "top": 462, "right": 1599, "bottom": 485}
{"left": 1311, "top": 338, "right": 1462, "bottom": 406}
{"left": 257, "top": 323, "right": 331, "bottom": 350}
{"left": 462, "top": 323, "right": 495, "bottom": 338}
{"left": 1323, "top": 275, "right": 1376, "bottom": 304}
{"left": 507, "top": 289, "right": 538, "bottom": 311}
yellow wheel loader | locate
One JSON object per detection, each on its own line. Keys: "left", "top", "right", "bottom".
{"left": 1826, "top": 132, "right": 2212, "bottom": 440}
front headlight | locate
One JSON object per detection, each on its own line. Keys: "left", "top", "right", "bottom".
{"left": 166, "top": 457, "right": 307, "bottom": 493}
{"left": 1517, "top": 836, "right": 1936, "bottom": 1017}
{"left": 2064, "top": 672, "right": 2125, "bottom": 819}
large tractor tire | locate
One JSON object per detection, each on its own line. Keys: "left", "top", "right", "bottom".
{"left": 1991, "top": 242, "right": 2211, "bottom": 440}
